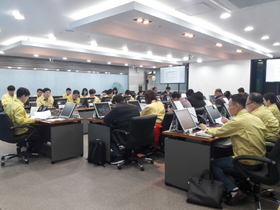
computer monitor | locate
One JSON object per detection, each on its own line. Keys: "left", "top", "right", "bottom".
{"left": 223, "top": 97, "right": 229, "bottom": 104}
{"left": 93, "top": 102, "right": 111, "bottom": 119}
{"left": 101, "top": 97, "right": 111, "bottom": 102}
{"left": 82, "top": 97, "right": 95, "bottom": 108}
{"left": 128, "top": 100, "right": 142, "bottom": 112}
{"left": 174, "top": 109, "right": 197, "bottom": 132}
{"left": 155, "top": 93, "right": 161, "bottom": 101}
{"left": 163, "top": 94, "right": 171, "bottom": 101}
{"left": 137, "top": 95, "right": 145, "bottom": 103}
{"left": 53, "top": 98, "right": 67, "bottom": 109}
{"left": 24, "top": 96, "right": 37, "bottom": 106}
{"left": 181, "top": 93, "right": 187, "bottom": 98}
{"left": 277, "top": 95, "right": 280, "bottom": 103}
{"left": 124, "top": 96, "right": 131, "bottom": 102}
{"left": 209, "top": 95, "right": 216, "bottom": 103}
{"left": 187, "top": 107, "right": 199, "bottom": 124}
{"left": 204, "top": 105, "right": 221, "bottom": 125}
{"left": 60, "top": 102, "right": 76, "bottom": 119}
{"left": 170, "top": 100, "right": 184, "bottom": 110}
{"left": 223, "top": 103, "right": 232, "bottom": 118}
{"left": 53, "top": 96, "right": 62, "bottom": 99}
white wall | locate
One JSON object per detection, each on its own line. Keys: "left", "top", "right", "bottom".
{"left": 189, "top": 60, "right": 251, "bottom": 97}
{"left": 128, "top": 67, "right": 145, "bottom": 93}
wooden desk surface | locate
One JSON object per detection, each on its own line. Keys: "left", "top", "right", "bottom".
{"left": 162, "top": 130, "right": 218, "bottom": 142}
{"left": 41, "top": 118, "right": 84, "bottom": 124}
{"left": 76, "top": 108, "right": 95, "bottom": 111}
{"left": 87, "top": 118, "right": 104, "bottom": 123}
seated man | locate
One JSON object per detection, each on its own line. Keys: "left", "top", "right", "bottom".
{"left": 5, "top": 87, "right": 44, "bottom": 153}
{"left": 88, "top": 89, "right": 101, "bottom": 103}
{"left": 103, "top": 95, "right": 139, "bottom": 164}
{"left": 122, "top": 89, "right": 134, "bottom": 100}
{"left": 62, "top": 88, "right": 71, "bottom": 98}
{"left": 34, "top": 88, "right": 43, "bottom": 98}
{"left": 103, "top": 89, "right": 114, "bottom": 100}
{"left": 170, "top": 91, "right": 191, "bottom": 109}
{"left": 246, "top": 92, "right": 279, "bottom": 140}
{"left": 214, "top": 88, "right": 226, "bottom": 111}
{"left": 1, "top": 85, "right": 17, "bottom": 109}
{"left": 67, "top": 90, "right": 81, "bottom": 105}
{"left": 161, "top": 86, "right": 172, "bottom": 101}
{"left": 36, "top": 88, "right": 54, "bottom": 107}
{"left": 237, "top": 87, "right": 249, "bottom": 100}
{"left": 200, "top": 94, "right": 266, "bottom": 205}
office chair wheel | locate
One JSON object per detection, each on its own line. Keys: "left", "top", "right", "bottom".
{"left": 117, "top": 165, "right": 122, "bottom": 170}
{"left": 140, "top": 166, "right": 145, "bottom": 171}
{"left": 1, "top": 162, "right": 5, "bottom": 167}
{"left": 24, "top": 160, "right": 29, "bottom": 164}
{"left": 150, "top": 160, "right": 154, "bottom": 164}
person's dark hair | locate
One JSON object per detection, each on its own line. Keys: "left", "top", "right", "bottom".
{"left": 224, "top": 91, "right": 231, "bottom": 99}
{"left": 230, "top": 94, "right": 246, "bottom": 108}
{"left": 152, "top": 87, "right": 157, "bottom": 91}
{"left": 102, "top": 90, "right": 107, "bottom": 94}
{"left": 166, "top": 86, "right": 171, "bottom": 90}
{"left": 43, "top": 88, "right": 51, "bottom": 93}
{"left": 81, "top": 88, "right": 88, "bottom": 96}
{"left": 7, "top": 85, "right": 15, "bottom": 91}
{"left": 145, "top": 90, "right": 157, "bottom": 104}
{"left": 73, "top": 90, "right": 80, "bottom": 95}
{"left": 66, "top": 88, "right": 71, "bottom": 91}
{"left": 192, "top": 91, "right": 204, "bottom": 100}
{"left": 107, "top": 89, "right": 113, "bottom": 95}
{"left": 171, "top": 91, "right": 181, "bottom": 99}
{"left": 125, "top": 89, "right": 130, "bottom": 95}
{"left": 113, "top": 95, "right": 124, "bottom": 104}
{"left": 113, "top": 87, "right": 118, "bottom": 94}
{"left": 263, "top": 92, "right": 280, "bottom": 110}
{"left": 215, "top": 88, "right": 223, "bottom": 94}
{"left": 186, "top": 89, "right": 194, "bottom": 97}
{"left": 17, "top": 87, "right": 30, "bottom": 98}
{"left": 89, "top": 89, "right": 96, "bottom": 95}
{"left": 137, "top": 90, "right": 144, "bottom": 95}
{"left": 248, "top": 92, "right": 263, "bottom": 104}
{"left": 238, "top": 87, "right": 245, "bottom": 93}
{"left": 37, "top": 88, "right": 43, "bottom": 92}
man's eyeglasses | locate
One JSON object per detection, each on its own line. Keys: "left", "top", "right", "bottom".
{"left": 246, "top": 102, "right": 254, "bottom": 106}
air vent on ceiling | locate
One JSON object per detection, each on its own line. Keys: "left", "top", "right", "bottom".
{"left": 211, "top": 0, "right": 278, "bottom": 11}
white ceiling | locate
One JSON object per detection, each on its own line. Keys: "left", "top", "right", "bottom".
{"left": 0, "top": 0, "right": 279, "bottom": 69}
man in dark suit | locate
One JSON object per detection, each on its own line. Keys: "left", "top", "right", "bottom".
{"left": 104, "top": 95, "right": 140, "bottom": 164}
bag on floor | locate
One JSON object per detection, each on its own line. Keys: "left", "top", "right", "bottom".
{"left": 88, "top": 139, "right": 106, "bottom": 167}
{"left": 187, "top": 170, "right": 224, "bottom": 209}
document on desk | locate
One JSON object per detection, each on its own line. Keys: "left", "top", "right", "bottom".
{"left": 195, "top": 131, "right": 213, "bottom": 138}
{"left": 46, "top": 118, "right": 66, "bottom": 122}
{"left": 215, "top": 117, "right": 224, "bottom": 125}
{"left": 34, "top": 110, "right": 51, "bottom": 119}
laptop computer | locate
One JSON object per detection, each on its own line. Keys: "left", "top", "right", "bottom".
{"left": 47, "top": 102, "right": 76, "bottom": 121}
{"left": 173, "top": 109, "right": 197, "bottom": 133}
{"left": 93, "top": 102, "right": 111, "bottom": 119}
{"left": 128, "top": 100, "right": 142, "bottom": 112}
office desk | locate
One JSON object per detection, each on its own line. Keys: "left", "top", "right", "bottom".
{"left": 77, "top": 108, "right": 95, "bottom": 134}
{"left": 87, "top": 118, "right": 112, "bottom": 163}
{"left": 41, "top": 118, "right": 84, "bottom": 163}
{"left": 163, "top": 130, "right": 219, "bottom": 191}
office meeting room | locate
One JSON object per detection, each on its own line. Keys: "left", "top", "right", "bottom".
{"left": 1, "top": 0, "right": 280, "bottom": 210}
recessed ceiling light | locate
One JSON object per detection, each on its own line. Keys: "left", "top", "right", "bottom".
{"left": 273, "top": 42, "right": 280, "bottom": 46}
{"left": 220, "top": 13, "right": 231, "bottom": 19}
{"left": 167, "top": 54, "right": 172, "bottom": 59}
{"left": 147, "top": 51, "right": 152, "bottom": 56}
{"left": 136, "top": 18, "right": 143, "bottom": 22}
{"left": 45, "top": 68, "right": 48, "bottom": 70}
{"left": 90, "top": 40, "right": 98, "bottom": 47}
{"left": 244, "top": 26, "right": 254, "bottom": 31}
{"left": 76, "top": 70, "right": 79, "bottom": 72}
{"left": 183, "top": 57, "right": 189, "bottom": 61}
{"left": 215, "top": 43, "right": 223, "bottom": 47}
{"left": 182, "top": 33, "right": 194, "bottom": 38}
{"left": 56, "top": 69, "right": 59, "bottom": 71}
{"left": 236, "top": 49, "right": 242, "bottom": 53}
{"left": 125, "top": 63, "right": 128, "bottom": 66}
{"left": 261, "top": 35, "right": 269, "bottom": 40}
{"left": 18, "top": 67, "right": 21, "bottom": 69}
{"left": 133, "top": 18, "right": 152, "bottom": 24}
{"left": 8, "top": 66, "right": 12, "bottom": 68}
{"left": 34, "top": 68, "right": 36, "bottom": 70}
{"left": 67, "top": 70, "right": 71, "bottom": 72}
{"left": 143, "top": 19, "right": 150, "bottom": 24}
{"left": 11, "top": 11, "right": 24, "bottom": 20}
{"left": 197, "top": 58, "right": 202, "bottom": 63}
{"left": 92, "top": 71, "right": 96, "bottom": 73}
{"left": 140, "top": 65, "right": 143, "bottom": 67}
{"left": 153, "top": 66, "right": 156, "bottom": 69}
{"left": 87, "top": 60, "right": 91, "bottom": 62}
{"left": 122, "top": 46, "right": 128, "bottom": 52}
{"left": 0, "top": 51, "right": 4, "bottom": 54}
{"left": 88, "top": 71, "right": 91, "bottom": 73}
{"left": 169, "top": 65, "right": 172, "bottom": 67}
{"left": 48, "top": 34, "right": 56, "bottom": 40}
{"left": 96, "top": 72, "right": 99, "bottom": 73}
{"left": 120, "top": 73, "right": 123, "bottom": 75}
{"left": 107, "top": 62, "right": 111, "bottom": 64}
{"left": 34, "top": 54, "right": 39, "bottom": 57}
{"left": 63, "top": 57, "right": 67, "bottom": 60}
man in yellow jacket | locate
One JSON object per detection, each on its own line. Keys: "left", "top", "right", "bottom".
{"left": 67, "top": 90, "right": 81, "bottom": 105}
{"left": 5, "top": 87, "right": 43, "bottom": 153}
{"left": 36, "top": 88, "right": 54, "bottom": 107}
{"left": 200, "top": 94, "right": 266, "bottom": 206}
{"left": 1, "top": 85, "right": 17, "bottom": 109}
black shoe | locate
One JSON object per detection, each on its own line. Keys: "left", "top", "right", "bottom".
{"left": 111, "top": 156, "right": 124, "bottom": 165}
{"left": 225, "top": 190, "right": 246, "bottom": 206}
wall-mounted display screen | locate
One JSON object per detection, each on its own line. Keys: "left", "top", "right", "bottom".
{"left": 160, "top": 66, "right": 185, "bottom": 84}
{"left": 266, "top": 59, "right": 280, "bottom": 82}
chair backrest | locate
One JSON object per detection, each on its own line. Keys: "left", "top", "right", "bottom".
{"left": 126, "top": 115, "right": 157, "bottom": 148}
{"left": 0, "top": 100, "right": 3, "bottom": 112}
{"left": 161, "top": 112, "right": 174, "bottom": 131}
{"left": 0, "top": 112, "right": 16, "bottom": 143}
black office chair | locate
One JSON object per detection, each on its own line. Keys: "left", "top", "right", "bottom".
{"left": 112, "top": 115, "right": 157, "bottom": 171}
{"left": 223, "top": 139, "right": 280, "bottom": 210}
{"left": 159, "top": 112, "right": 174, "bottom": 152}
{"left": 0, "top": 112, "right": 35, "bottom": 166}
{"left": 0, "top": 100, "right": 3, "bottom": 112}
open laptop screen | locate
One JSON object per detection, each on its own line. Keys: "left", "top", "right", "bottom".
{"left": 93, "top": 102, "right": 111, "bottom": 118}
{"left": 53, "top": 98, "right": 67, "bottom": 108}
{"left": 128, "top": 100, "right": 142, "bottom": 112}
{"left": 82, "top": 97, "right": 95, "bottom": 108}
{"left": 60, "top": 102, "right": 76, "bottom": 118}
{"left": 174, "top": 109, "right": 196, "bottom": 132}
{"left": 204, "top": 105, "right": 221, "bottom": 125}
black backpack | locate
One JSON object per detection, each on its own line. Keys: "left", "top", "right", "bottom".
{"left": 88, "top": 139, "right": 106, "bottom": 166}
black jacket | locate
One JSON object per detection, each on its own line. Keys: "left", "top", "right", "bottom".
{"left": 188, "top": 92, "right": 206, "bottom": 108}
{"left": 103, "top": 102, "right": 140, "bottom": 131}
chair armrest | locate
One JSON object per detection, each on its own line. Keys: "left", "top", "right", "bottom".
{"left": 112, "top": 129, "right": 129, "bottom": 135}
{"left": 11, "top": 125, "right": 34, "bottom": 130}
{"left": 265, "top": 139, "right": 277, "bottom": 144}
{"left": 232, "top": 155, "right": 273, "bottom": 180}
